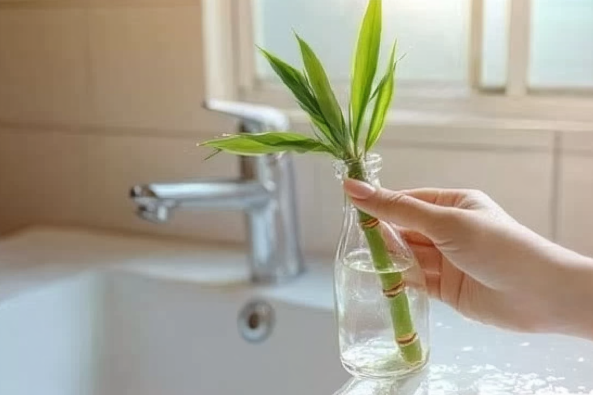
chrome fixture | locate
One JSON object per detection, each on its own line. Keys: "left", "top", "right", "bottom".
{"left": 129, "top": 100, "right": 305, "bottom": 284}
{"left": 238, "top": 299, "right": 275, "bottom": 343}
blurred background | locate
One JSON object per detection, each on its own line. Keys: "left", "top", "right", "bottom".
{"left": 0, "top": 0, "right": 592, "bottom": 257}
{"left": 1, "top": 1, "right": 593, "bottom": 395}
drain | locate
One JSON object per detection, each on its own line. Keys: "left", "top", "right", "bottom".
{"left": 238, "top": 299, "right": 275, "bottom": 343}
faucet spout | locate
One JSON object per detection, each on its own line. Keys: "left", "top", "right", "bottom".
{"left": 130, "top": 180, "right": 270, "bottom": 213}
{"left": 129, "top": 100, "right": 305, "bottom": 284}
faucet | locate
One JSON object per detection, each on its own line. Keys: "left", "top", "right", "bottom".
{"left": 129, "top": 100, "right": 305, "bottom": 284}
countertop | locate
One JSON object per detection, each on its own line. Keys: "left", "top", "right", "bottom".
{"left": 4, "top": 225, "right": 593, "bottom": 393}
{"left": 0, "top": 225, "right": 335, "bottom": 309}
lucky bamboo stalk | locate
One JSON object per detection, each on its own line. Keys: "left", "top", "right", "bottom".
{"left": 197, "top": 0, "right": 425, "bottom": 367}
{"left": 348, "top": 159, "right": 423, "bottom": 365}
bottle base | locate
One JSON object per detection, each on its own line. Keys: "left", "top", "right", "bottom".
{"left": 341, "top": 353, "right": 429, "bottom": 381}
{"left": 333, "top": 363, "right": 430, "bottom": 395}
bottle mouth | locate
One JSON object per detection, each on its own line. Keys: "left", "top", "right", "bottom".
{"left": 332, "top": 152, "right": 383, "bottom": 179}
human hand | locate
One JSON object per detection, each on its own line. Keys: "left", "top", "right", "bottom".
{"left": 343, "top": 179, "right": 593, "bottom": 340}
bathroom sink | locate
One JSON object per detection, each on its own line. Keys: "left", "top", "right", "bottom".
{"left": 101, "top": 269, "right": 593, "bottom": 395}
{"left": 0, "top": 230, "right": 592, "bottom": 395}
{"left": 96, "top": 271, "right": 350, "bottom": 395}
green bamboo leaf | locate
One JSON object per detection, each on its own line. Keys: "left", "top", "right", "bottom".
{"left": 369, "top": 49, "right": 405, "bottom": 102}
{"left": 365, "top": 41, "right": 397, "bottom": 153}
{"left": 307, "top": 123, "right": 343, "bottom": 158}
{"left": 369, "top": 79, "right": 383, "bottom": 103}
{"left": 350, "top": 0, "right": 382, "bottom": 145}
{"left": 258, "top": 46, "right": 344, "bottom": 153}
{"left": 257, "top": 47, "right": 320, "bottom": 118}
{"left": 198, "top": 132, "right": 332, "bottom": 157}
{"left": 308, "top": 113, "right": 333, "bottom": 140}
{"left": 294, "top": 34, "right": 346, "bottom": 141}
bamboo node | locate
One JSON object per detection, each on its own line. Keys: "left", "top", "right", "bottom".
{"left": 396, "top": 332, "right": 419, "bottom": 347}
{"left": 383, "top": 280, "right": 405, "bottom": 298}
{"left": 360, "top": 217, "right": 380, "bottom": 229}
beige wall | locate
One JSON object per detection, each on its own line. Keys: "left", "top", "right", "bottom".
{"left": 0, "top": 0, "right": 592, "bottom": 258}
{"left": 0, "top": 0, "right": 247, "bottom": 244}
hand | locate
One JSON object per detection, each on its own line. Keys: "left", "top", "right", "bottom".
{"left": 343, "top": 179, "right": 593, "bottom": 341}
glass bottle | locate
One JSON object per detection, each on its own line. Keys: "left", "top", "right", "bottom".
{"left": 332, "top": 152, "right": 430, "bottom": 380}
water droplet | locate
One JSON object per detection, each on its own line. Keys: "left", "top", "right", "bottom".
{"left": 520, "top": 341, "right": 530, "bottom": 347}
{"left": 462, "top": 346, "right": 474, "bottom": 352}
{"left": 578, "top": 357, "right": 585, "bottom": 362}
{"left": 436, "top": 322, "right": 443, "bottom": 327}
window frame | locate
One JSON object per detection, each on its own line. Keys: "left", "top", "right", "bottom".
{"left": 203, "top": 0, "right": 593, "bottom": 132}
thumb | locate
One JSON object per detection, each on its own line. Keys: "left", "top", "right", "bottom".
{"left": 343, "top": 179, "right": 453, "bottom": 239}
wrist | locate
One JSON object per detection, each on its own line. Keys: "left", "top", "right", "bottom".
{"left": 547, "top": 252, "right": 593, "bottom": 341}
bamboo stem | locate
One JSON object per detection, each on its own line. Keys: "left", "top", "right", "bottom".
{"left": 347, "top": 160, "right": 423, "bottom": 365}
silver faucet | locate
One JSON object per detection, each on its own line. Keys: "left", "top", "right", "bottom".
{"left": 129, "top": 100, "right": 305, "bottom": 284}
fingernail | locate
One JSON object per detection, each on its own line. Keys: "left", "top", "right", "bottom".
{"left": 344, "top": 179, "right": 376, "bottom": 199}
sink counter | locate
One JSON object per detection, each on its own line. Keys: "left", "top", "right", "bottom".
{"left": 0, "top": 225, "right": 345, "bottom": 395}
{"left": 2, "top": 225, "right": 593, "bottom": 395}
{"left": 0, "top": 225, "right": 335, "bottom": 310}
{"left": 0, "top": 226, "right": 239, "bottom": 303}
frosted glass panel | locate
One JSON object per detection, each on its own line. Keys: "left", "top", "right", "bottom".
{"left": 253, "top": 0, "right": 470, "bottom": 83}
{"left": 481, "top": 0, "right": 509, "bottom": 88}
{"left": 529, "top": 0, "right": 593, "bottom": 88}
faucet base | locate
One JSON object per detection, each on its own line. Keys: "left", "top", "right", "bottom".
{"left": 250, "top": 265, "right": 307, "bottom": 285}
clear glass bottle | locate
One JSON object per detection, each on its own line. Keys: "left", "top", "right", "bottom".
{"left": 332, "top": 153, "right": 430, "bottom": 380}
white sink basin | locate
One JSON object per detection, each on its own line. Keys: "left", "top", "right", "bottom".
{"left": 0, "top": 228, "right": 592, "bottom": 395}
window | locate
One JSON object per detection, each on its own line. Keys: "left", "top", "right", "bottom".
{"left": 219, "top": 0, "right": 593, "bottom": 122}
{"left": 530, "top": 0, "right": 593, "bottom": 90}
{"left": 253, "top": 0, "right": 470, "bottom": 84}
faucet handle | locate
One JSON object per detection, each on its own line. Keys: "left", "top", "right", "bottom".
{"left": 203, "top": 99, "right": 290, "bottom": 133}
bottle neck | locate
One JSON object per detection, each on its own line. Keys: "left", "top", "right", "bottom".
{"left": 334, "top": 154, "right": 382, "bottom": 221}
{"left": 333, "top": 153, "right": 383, "bottom": 185}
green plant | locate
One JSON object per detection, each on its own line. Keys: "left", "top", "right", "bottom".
{"left": 197, "top": 0, "right": 423, "bottom": 365}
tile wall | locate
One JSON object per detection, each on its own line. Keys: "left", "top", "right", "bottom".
{"left": 0, "top": 0, "right": 592, "bottom": 258}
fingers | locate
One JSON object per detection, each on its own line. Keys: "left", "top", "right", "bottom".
{"left": 395, "top": 188, "right": 447, "bottom": 205}
{"left": 396, "top": 225, "right": 434, "bottom": 247}
{"left": 343, "top": 179, "right": 456, "bottom": 240}
{"left": 379, "top": 223, "right": 442, "bottom": 275}
{"left": 391, "top": 187, "right": 473, "bottom": 208}
{"left": 409, "top": 244, "right": 442, "bottom": 275}
{"left": 379, "top": 222, "right": 408, "bottom": 255}
{"left": 425, "top": 273, "right": 442, "bottom": 301}
{"left": 379, "top": 222, "right": 443, "bottom": 301}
